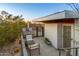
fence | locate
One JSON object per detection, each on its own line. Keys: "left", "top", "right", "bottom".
{"left": 58, "top": 47, "right": 79, "bottom": 56}
{"left": 21, "top": 35, "right": 28, "bottom": 56}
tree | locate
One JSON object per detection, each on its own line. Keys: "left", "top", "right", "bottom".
{"left": 0, "top": 11, "right": 27, "bottom": 49}
{"left": 6, "top": 14, "right": 12, "bottom": 20}
{"left": 13, "top": 15, "right": 24, "bottom": 21}
{"left": 66, "top": 3, "right": 79, "bottom": 14}
{"left": 1, "top": 11, "right": 8, "bottom": 16}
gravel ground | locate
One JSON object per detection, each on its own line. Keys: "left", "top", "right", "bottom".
{"left": 0, "top": 39, "right": 21, "bottom": 56}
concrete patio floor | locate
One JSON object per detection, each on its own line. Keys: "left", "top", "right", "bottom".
{"left": 33, "top": 37, "right": 60, "bottom": 56}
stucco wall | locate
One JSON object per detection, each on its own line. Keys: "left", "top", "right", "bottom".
{"left": 62, "top": 24, "right": 74, "bottom": 47}
{"left": 45, "top": 23, "right": 74, "bottom": 49}
{"left": 73, "top": 19, "right": 79, "bottom": 56}
{"left": 62, "top": 23, "right": 79, "bottom": 56}
{"left": 74, "top": 19, "right": 79, "bottom": 44}
{"left": 45, "top": 23, "right": 58, "bottom": 48}
{"left": 62, "top": 24, "right": 74, "bottom": 39}
{"left": 63, "top": 24, "right": 75, "bottom": 55}
{"left": 57, "top": 24, "right": 63, "bottom": 48}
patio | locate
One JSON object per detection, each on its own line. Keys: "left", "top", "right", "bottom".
{"left": 33, "top": 37, "right": 64, "bottom": 56}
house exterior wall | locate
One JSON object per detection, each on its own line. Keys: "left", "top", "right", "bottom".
{"left": 31, "top": 24, "right": 44, "bottom": 37}
{"left": 44, "top": 23, "right": 58, "bottom": 48}
{"left": 57, "top": 23, "right": 74, "bottom": 48}
{"left": 75, "top": 29, "right": 79, "bottom": 56}
{"left": 44, "top": 22, "right": 79, "bottom": 55}
{"left": 62, "top": 24, "right": 74, "bottom": 40}
{"left": 57, "top": 24, "right": 63, "bottom": 48}
{"left": 58, "top": 23, "right": 79, "bottom": 56}
{"left": 44, "top": 23, "right": 74, "bottom": 49}
{"left": 74, "top": 19, "right": 79, "bottom": 45}
{"left": 62, "top": 21, "right": 79, "bottom": 56}
{"left": 62, "top": 24, "right": 74, "bottom": 46}
{"left": 73, "top": 19, "right": 79, "bottom": 56}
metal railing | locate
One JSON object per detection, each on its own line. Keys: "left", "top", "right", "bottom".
{"left": 58, "top": 47, "right": 79, "bottom": 56}
{"left": 21, "top": 35, "right": 28, "bottom": 56}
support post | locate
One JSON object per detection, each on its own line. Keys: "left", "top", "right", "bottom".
{"left": 76, "top": 48, "right": 78, "bottom": 56}
{"left": 59, "top": 50, "right": 61, "bottom": 56}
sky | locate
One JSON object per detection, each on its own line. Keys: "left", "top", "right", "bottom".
{"left": 0, "top": 3, "right": 72, "bottom": 20}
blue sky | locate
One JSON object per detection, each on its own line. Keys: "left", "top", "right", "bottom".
{"left": 0, "top": 3, "right": 72, "bottom": 20}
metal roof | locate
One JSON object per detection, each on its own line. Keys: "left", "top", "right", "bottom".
{"left": 32, "top": 10, "right": 79, "bottom": 22}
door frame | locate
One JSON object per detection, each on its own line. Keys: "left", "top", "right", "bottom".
{"left": 62, "top": 24, "right": 72, "bottom": 48}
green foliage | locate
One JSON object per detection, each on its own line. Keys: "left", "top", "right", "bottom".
{"left": 0, "top": 11, "right": 27, "bottom": 48}
{"left": 0, "top": 20, "right": 27, "bottom": 48}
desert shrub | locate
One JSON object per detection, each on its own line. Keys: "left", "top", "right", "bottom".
{"left": 0, "top": 20, "right": 27, "bottom": 49}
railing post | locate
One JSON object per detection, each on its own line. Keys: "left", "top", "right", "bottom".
{"left": 59, "top": 47, "right": 79, "bottom": 56}
{"left": 65, "top": 49, "right": 68, "bottom": 56}
{"left": 59, "top": 50, "right": 61, "bottom": 56}
{"left": 76, "top": 48, "right": 78, "bottom": 56}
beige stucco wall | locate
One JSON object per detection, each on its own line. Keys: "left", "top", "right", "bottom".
{"left": 74, "top": 20, "right": 79, "bottom": 45}
{"left": 44, "top": 23, "right": 79, "bottom": 55}
{"left": 58, "top": 23, "right": 79, "bottom": 56}
{"left": 73, "top": 19, "right": 79, "bottom": 56}
{"left": 60, "top": 24, "right": 75, "bottom": 56}
{"left": 62, "top": 24, "right": 74, "bottom": 39}
{"left": 74, "top": 30, "right": 79, "bottom": 56}
{"left": 45, "top": 23, "right": 58, "bottom": 48}
{"left": 45, "top": 23, "right": 74, "bottom": 48}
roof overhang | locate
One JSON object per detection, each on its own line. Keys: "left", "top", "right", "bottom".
{"left": 32, "top": 10, "right": 79, "bottom": 22}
